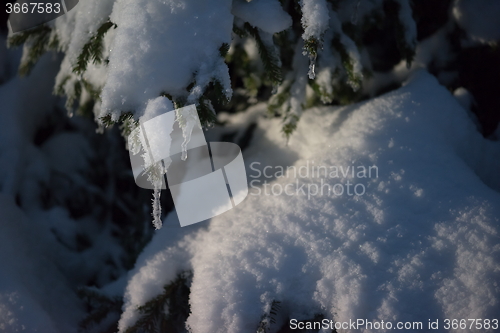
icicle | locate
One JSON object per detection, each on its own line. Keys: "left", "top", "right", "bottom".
{"left": 175, "top": 106, "right": 201, "bottom": 161}
{"left": 152, "top": 188, "right": 162, "bottom": 229}
{"left": 308, "top": 53, "right": 317, "bottom": 80}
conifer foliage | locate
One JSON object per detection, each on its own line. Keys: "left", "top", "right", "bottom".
{"left": 5, "top": 1, "right": 500, "bottom": 332}
{"left": 9, "top": 0, "right": 419, "bottom": 136}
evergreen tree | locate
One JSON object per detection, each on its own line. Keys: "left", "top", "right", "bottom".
{"left": 4, "top": 0, "right": 500, "bottom": 332}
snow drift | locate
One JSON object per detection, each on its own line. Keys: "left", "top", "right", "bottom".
{"left": 119, "top": 70, "right": 500, "bottom": 332}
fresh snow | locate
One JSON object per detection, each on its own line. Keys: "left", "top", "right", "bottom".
{"left": 3, "top": 0, "right": 500, "bottom": 331}
{"left": 394, "top": 0, "right": 417, "bottom": 54}
{"left": 0, "top": 52, "right": 131, "bottom": 332}
{"left": 49, "top": 0, "right": 298, "bottom": 122}
{"left": 0, "top": 195, "right": 83, "bottom": 333}
{"left": 231, "top": 0, "right": 292, "bottom": 35}
{"left": 119, "top": 71, "right": 500, "bottom": 332}
{"left": 101, "top": 0, "right": 234, "bottom": 120}
{"left": 299, "top": 0, "right": 330, "bottom": 44}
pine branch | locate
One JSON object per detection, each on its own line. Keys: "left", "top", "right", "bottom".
{"left": 243, "top": 73, "right": 262, "bottom": 98}
{"left": 74, "top": 21, "right": 117, "bottom": 75}
{"left": 282, "top": 114, "right": 299, "bottom": 141}
{"left": 331, "top": 35, "right": 363, "bottom": 90}
{"left": 8, "top": 25, "right": 58, "bottom": 76}
{"left": 268, "top": 83, "right": 291, "bottom": 116}
{"left": 219, "top": 43, "right": 230, "bottom": 57}
{"left": 192, "top": 80, "right": 228, "bottom": 128}
{"left": 124, "top": 272, "right": 192, "bottom": 333}
{"left": 385, "top": 0, "right": 416, "bottom": 67}
{"left": 100, "top": 112, "right": 136, "bottom": 128}
{"left": 303, "top": 36, "right": 320, "bottom": 57}
{"left": 244, "top": 23, "right": 283, "bottom": 86}
{"left": 232, "top": 24, "right": 247, "bottom": 38}
{"left": 8, "top": 24, "right": 50, "bottom": 47}
{"left": 161, "top": 90, "right": 217, "bottom": 128}
{"left": 77, "top": 287, "right": 123, "bottom": 333}
{"left": 197, "top": 97, "right": 217, "bottom": 127}
{"left": 256, "top": 300, "right": 281, "bottom": 333}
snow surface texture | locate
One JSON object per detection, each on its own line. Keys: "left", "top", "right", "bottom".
{"left": 394, "top": 0, "right": 417, "bottom": 52}
{"left": 300, "top": 0, "right": 330, "bottom": 43}
{"left": 119, "top": 71, "right": 500, "bottom": 332}
{"left": 101, "top": 0, "right": 234, "bottom": 120}
{"left": 0, "top": 50, "right": 130, "bottom": 332}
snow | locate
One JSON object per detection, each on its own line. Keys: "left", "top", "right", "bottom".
{"left": 314, "top": 12, "right": 338, "bottom": 103}
{"left": 287, "top": 42, "right": 309, "bottom": 128}
{"left": 119, "top": 71, "right": 500, "bottom": 332}
{"left": 0, "top": 194, "right": 83, "bottom": 333}
{"left": 100, "top": 0, "right": 234, "bottom": 120}
{"left": 42, "top": 132, "right": 93, "bottom": 174}
{"left": 299, "top": 0, "right": 330, "bottom": 43}
{"left": 299, "top": 0, "right": 330, "bottom": 79}
{"left": 453, "top": 0, "right": 500, "bottom": 43}
{"left": 395, "top": 0, "right": 417, "bottom": 53}
{"left": 117, "top": 215, "right": 202, "bottom": 331}
{"left": 0, "top": 51, "right": 132, "bottom": 331}
{"left": 53, "top": 0, "right": 115, "bottom": 115}
{"left": 141, "top": 95, "right": 175, "bottom": 123}
{"left": 54, "top": 0, "right": 115, "bottom": 61}
{"left": 0, "top": 55, "right": 58, "bottom": 197}
{"left": 328, "top": 9, "right": 363, "bottom": 89}
{"left": 362, "top": 21, "right": 455, "bottom": 100}
{"left": 231, "top": 0, "right": 292, "bottom": 35}
{"left": 4, "top": 1, "right": 500, "bottom": 331}
{"left": 454, "top": 87, "right": 481, "bottom": 131}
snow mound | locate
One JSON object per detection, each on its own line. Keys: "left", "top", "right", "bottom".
{"left": 101, "top": 0, "right": 234, "bottom": 119}
{"left": 120, "top": 71, "right": 500, "bottom": 332}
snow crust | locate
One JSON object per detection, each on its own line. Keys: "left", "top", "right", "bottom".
{"left": 119, "top": 71, "right": 500, "bottom": 332}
